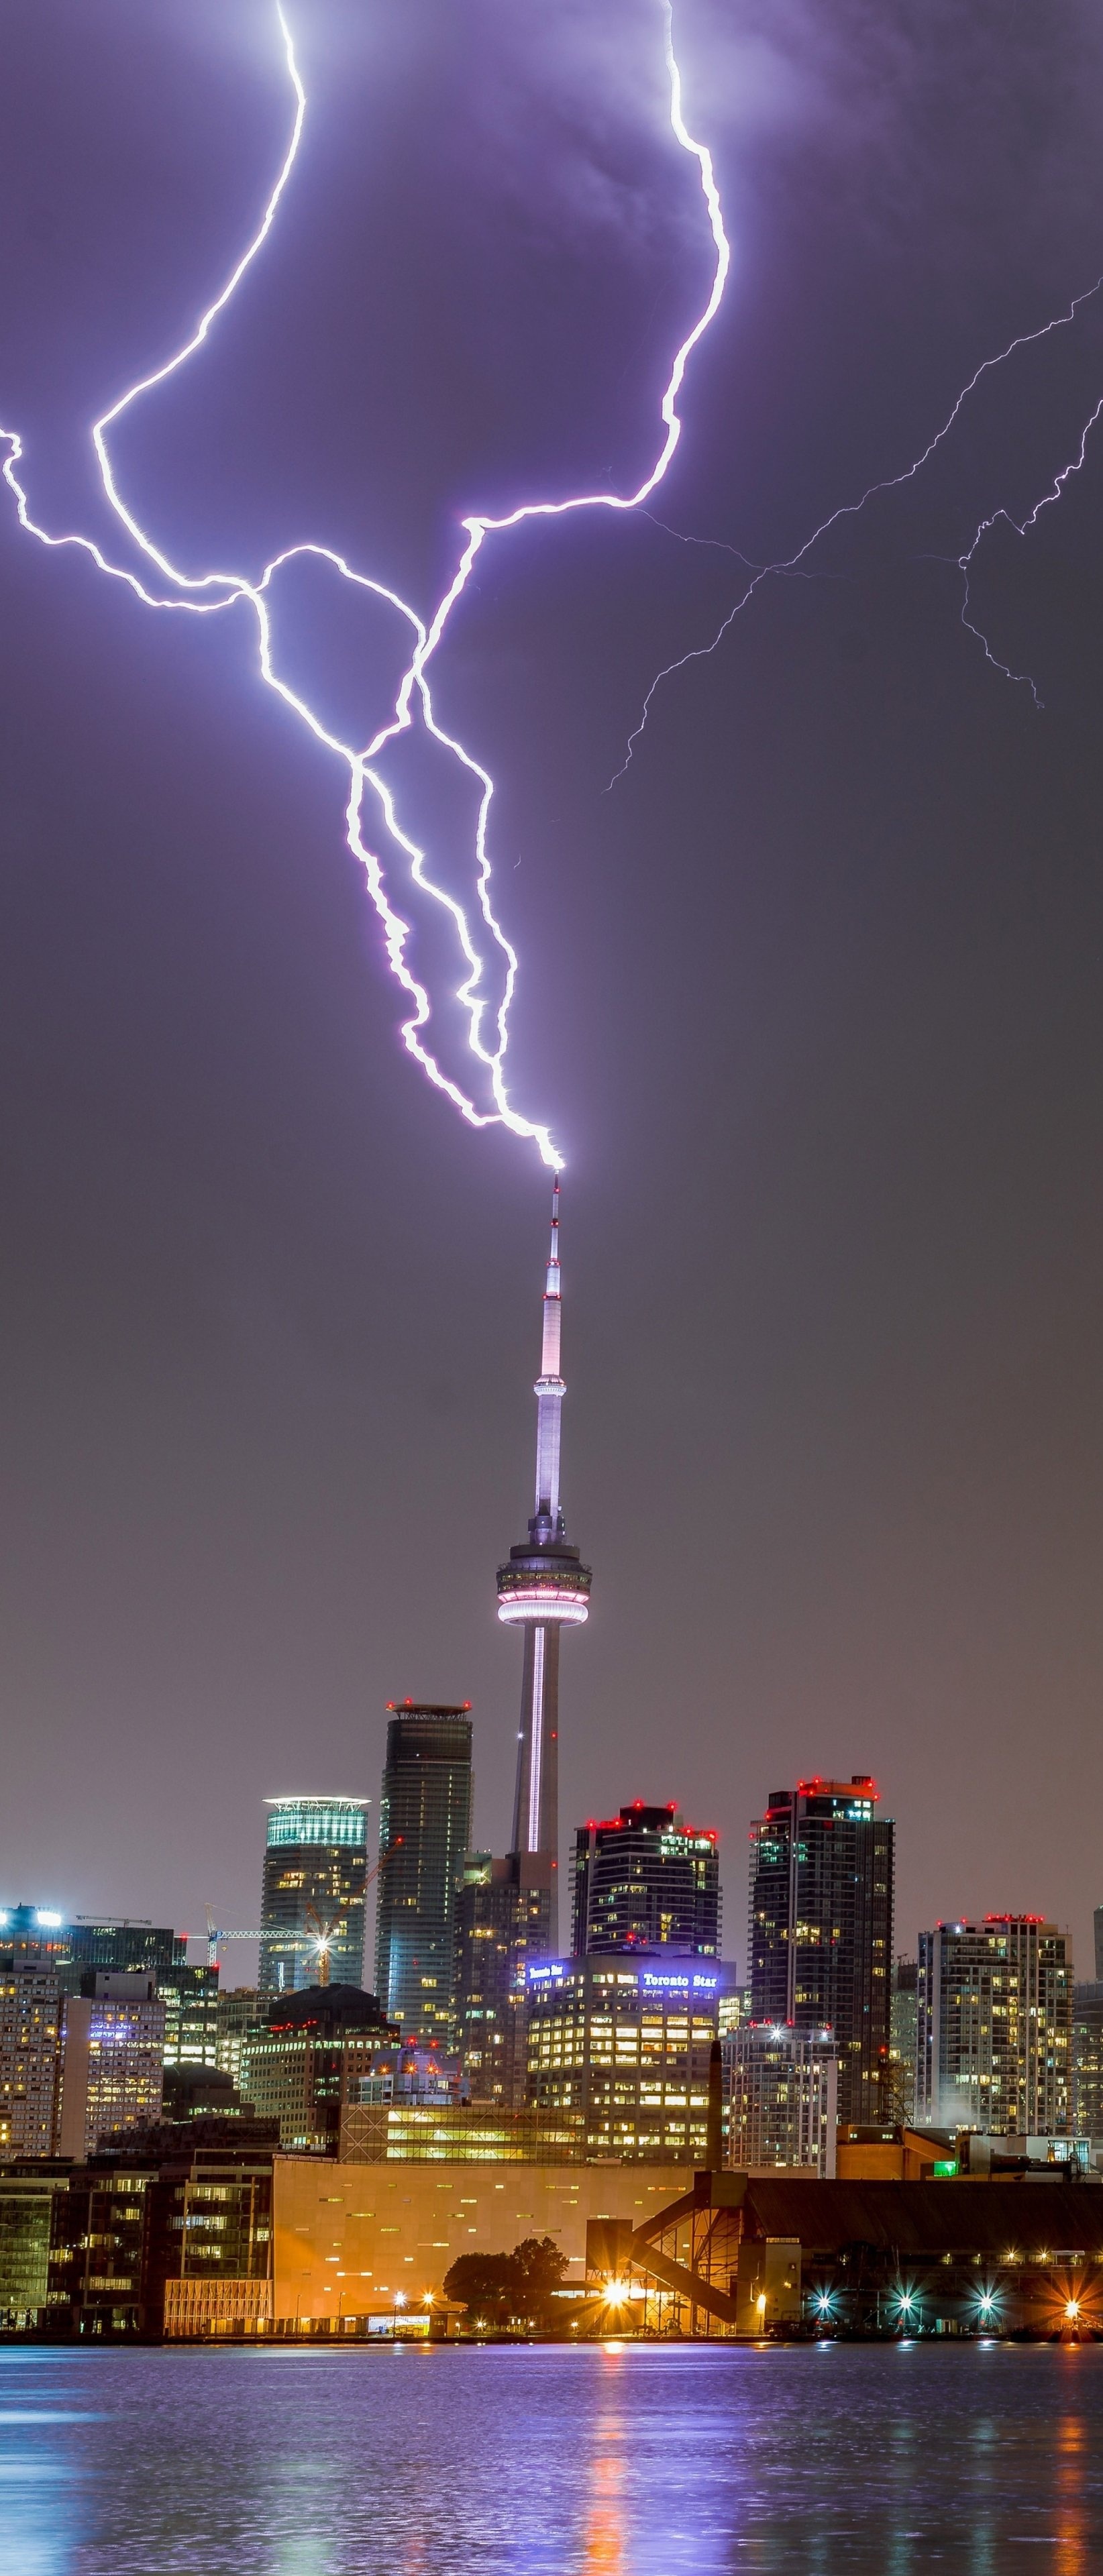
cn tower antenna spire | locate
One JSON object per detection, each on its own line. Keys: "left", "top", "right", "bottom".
{"left": 496, "top": 1177, "right": 591, "bottom": 1952}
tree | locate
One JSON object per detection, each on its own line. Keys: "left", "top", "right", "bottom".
{"left": 441, "top": 2252, "right": 519, "bottom": 2324}
{"left": 511, "top": 2235, "right": 569, "bottom": 2320}
{"left": 443, "top": 2235, "right": 569, "bottom": 2328}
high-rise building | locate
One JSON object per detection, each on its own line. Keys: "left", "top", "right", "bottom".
{"left": 161, "top": 1965, "right": 219, "bottom": 2072}
{"left": 723, "top": 2024, "right": 837, "bottom": 2176}
{"left": 888, "top": 1958, "right": 918, "bottom": 2123}
{"left": 916, "top": 1917, "right": 1073, "bottom": 2134}
{"left": 259, "top": 1797, "right": 370, "bottom": 1998}
{"left": 571, "top": 1803, "right": 721, "bottom": 1958}
{"left": 525, "top": 1952, "right": 721, "bottom": 2163}
{"left": 1073, "top": 1983, "right": 1103, "bottom": 2139}
{"left": 748, "top": 1774, "right": 894, "bottom": 2125}
{"left": 0, "top": 1968, "right": 63, "bottom": 2156}
{"left": 56, "top": 1974, "right": 166, "bottom": 2157}
{"left": 496, "top": 1180, "right": 591, "bottom": 1953}
{"left": 454, "top": 1852, "right": 549, "bottom": 2104}
{"left": 1096, "top": 1907, "right": 1103, "bottom": 1981}
{"left": 374, "top": 1705, "right": 473, "bottom": 2045}
{"left": 216, "top": 1988, "right": 263, "bottom": 2096}
{"left": 240, "top": 1983, "right": 395, "bottom": 2153}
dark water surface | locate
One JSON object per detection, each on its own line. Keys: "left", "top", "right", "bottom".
{"left": 1, "top": 2341, "right": 1102, "bottom": 2573}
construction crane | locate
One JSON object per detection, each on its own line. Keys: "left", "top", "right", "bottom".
{"left": 204, "top": 1841, "right": 401, "bottom": 1975}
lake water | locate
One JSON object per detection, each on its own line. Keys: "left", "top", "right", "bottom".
{"left": 1, "top": 2341, "right": 1102, "bottom": 2573}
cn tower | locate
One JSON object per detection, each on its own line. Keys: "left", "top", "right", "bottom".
{"left": 496, "top": 1179, "right": 591, "bottom": 1950}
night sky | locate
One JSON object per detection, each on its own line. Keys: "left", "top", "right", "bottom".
{"left": 1, "top": 0, "right": 1102, "bottom": 1980}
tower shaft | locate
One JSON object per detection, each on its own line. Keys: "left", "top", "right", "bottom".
{"left": 497, "top": 1179, "right": 590, "bottom": 1957}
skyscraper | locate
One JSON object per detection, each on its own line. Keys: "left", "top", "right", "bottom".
{"left": 454, "top": 1852, "right": 549, "bottom": 2104}
{"left": 571, "top": 1803, "right": 721, "bottom": 1958}
{"left": 748, "top": 1774, "right": 894, "bottom": 2125}
{"left": 373, "top": 1705, "right": 473, "bottom": 2044}
{"left": 1073, "top": 1982, "right": 1103, "bottom": 2139}
{"left": 259, "top": 1799, "right": 370, "bottom": 1998}
{"left": 916, "top": 1917, "right": 1073, "bottom": 2134}
{"left": 496, "top": 1179, "right": 590, "bottom": 1952}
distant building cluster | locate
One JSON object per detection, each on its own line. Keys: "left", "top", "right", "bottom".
{"left": 0, "top": 1186, "right": 1096, "bottom": 2343}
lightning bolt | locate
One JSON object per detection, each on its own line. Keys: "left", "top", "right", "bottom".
{"left": 0, "top": 0, "right": 730, "bottom": 1171}
{"left": 613, "top": 277, "right": 1103, "bottom": 780}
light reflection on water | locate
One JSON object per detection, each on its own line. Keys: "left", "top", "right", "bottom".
{"left": 1, "top": 2344, "right": 1103, "bottom": 2573}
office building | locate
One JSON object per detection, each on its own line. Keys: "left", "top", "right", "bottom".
{"left": 454, "top": 1851, "right": 549, "bottom": 2104}
{"left": 57, "top": 1974, "right": 166, "bottom": 2157}
{"left": 916, "top": 1917, "right": 1073, "bottom": 2134}
{"left": 339, "top": 2093, "right": 582, "bottom": 2163}
{"left": 216, "top": 1988, "right": 262, "bottom": 2096}
{"left": 748, "top": 1774, "right": 894, "bottom": 2124}
{"left": 162, "top": 1964, "right": 219, "bottom": 2071}
{"left": 888, "top": 1958, "right": 918, "bottom": 2122}
{"left": 571, "top": 1803, "right": 721, "bottom": 1957}
{"left": 240, "top": 1983, "right": 396, "bottom": 2153}
{"left": 1071, "top": 1983, "right": 1103, "bottom": 2138}
{"left": 496, "top": 1179, "right": 591, "bottom": 1954}
{"left": 0, "top": 1968, "right": 63, "bottom": 2155}
{"left": 723, "top": 2024, "right": 837, "bottom": 2176}
{"left": 525, "top": 1952, "right": 721, "bottom": 2163}
{"left": 1, "top": 1907, "right": 182, "bottom": 1992}
{"left": 374, "top": 1705, "right": 473, "bottom": 2044}
{"left": 260, "top": 1797, "right": 370, "bottom": 1998}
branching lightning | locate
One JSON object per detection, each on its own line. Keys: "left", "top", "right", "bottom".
{"left": 613, "top": 278, "right": 1103, "bottom": 777}
{"left": 0, "top": 0, "right": 731, "bottom": 1170}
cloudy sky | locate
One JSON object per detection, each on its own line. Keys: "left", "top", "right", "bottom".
{"left": 1, "top": 0, "right": 1102, "bottom": 1976}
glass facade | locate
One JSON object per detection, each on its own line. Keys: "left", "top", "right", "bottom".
{"left": 339, "top": 2098, "right": 582, "bottom": 2162}
{"left": 571, "top": 1803, "right": 721, "bottom": 1957}
{"left": 374, "top": 1708, "right": 473, "bottom": 2044}
{"left": 525, "top": 1953, "right": 721, "bottom": 2163}
{"left": 260, "top": 1798, "right": 369, "bottom": 1998}
{"left": 161, "top": 1964, "right": 219, "bottom": 2071}
{"left": 454, "top": 1851, "right": 551, "bottom": 2104}
{"left": 749, "top": 1774, "right": 894, "bottom": 2125}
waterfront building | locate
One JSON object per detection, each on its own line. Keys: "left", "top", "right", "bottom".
{"left": 888, "top": 1958, "right": 918, "bottom": 2122}
{"left": 454, "top": 1851, "right": 548, "bottom": 2104}
{"left": 916, "top": 1917, "right": 1073, "bottom": 2133}
{"left": 374, "top": 1706, "right": 473, "bottom": 2045}
{"left": 1072, "top": 1982, "right": 1103, "bottom": 2138}
{"left": 0, "top": 1967, "right": 63, "bottom": 2155}
{"left": 525, "top": 1951, "right": 721, "bottom": 2163}
{"left": 260, "top": 1797, "right": 370, "bottom": 1998}
{"left": 496, "top": 1179, "right": 591, "bottom": 1955}
{"left": 748, "top": 1774, "right": 894, "bottom": 2124}
{"left": 571, "top": 1803, "right": 721, "bottom": 1958}
{"left": 270, "top": 2157, "right": 690, "bottom": 2331}
{"left": 339, "top": 2094, "right": 582, "bottom": 2163}
{"left": 216, "top": 1987, "right": 263, "bottom": 2095}
{"left": 723, "top": 2023, "right": 837, "bottom": 2176}
{"left": 240, "top": 1983, "right": 396, "bottom": 2153}
{"left": 57, "top": 1974, "right": 166, "bottom": 2157}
